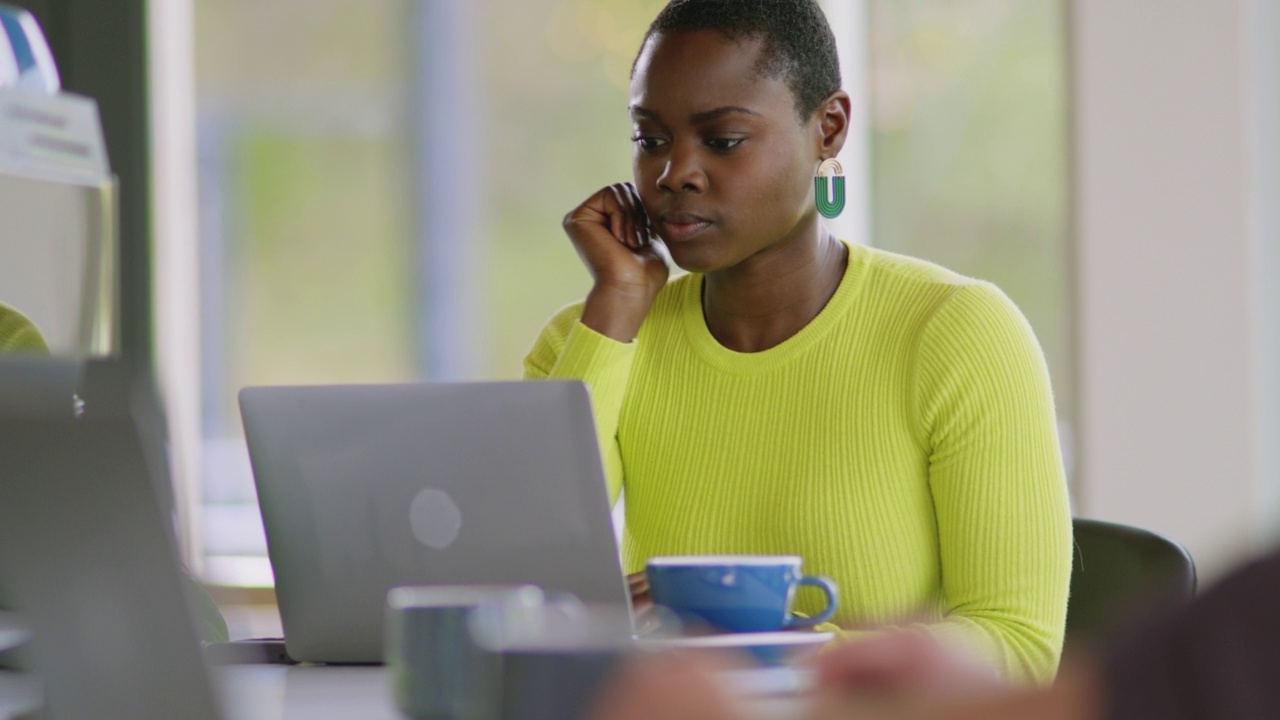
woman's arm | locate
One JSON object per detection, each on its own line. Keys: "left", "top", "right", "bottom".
{"left": 910, "top": 282, "right": 1073, "bottom": 684}
{"left": 523, "top": 182, "right": 669, "bottom": 504}
{"left": 524, "top": 304, "right": 635, "bottom": 504}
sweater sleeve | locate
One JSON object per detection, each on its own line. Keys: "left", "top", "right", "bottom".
{"left": 910, "top": 283, "right": 1072, "bottom": 684}
{"left": 0, "top": 303, "right": 50, "bottom": 354}
{"left": 523, "top": 303, "right": 637, "bottom": 505}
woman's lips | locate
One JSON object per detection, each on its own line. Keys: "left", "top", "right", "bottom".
{"left": 658, "top": 214, "right": 713, "bottom": 242}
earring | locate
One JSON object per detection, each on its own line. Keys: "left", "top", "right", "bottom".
{"left": 815, "top": 159, "right": 845, "bottom": 219}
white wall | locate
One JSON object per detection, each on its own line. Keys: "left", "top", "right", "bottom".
{"left": 1249, "top": 0, "right": 1280, "bottom": 557}
{"left": 1070, "top": 0, "right": 1280, "bottom": 580}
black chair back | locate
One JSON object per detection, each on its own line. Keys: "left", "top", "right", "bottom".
{"left": 1067, "top": 518, "right": 1196, "bottom": 644}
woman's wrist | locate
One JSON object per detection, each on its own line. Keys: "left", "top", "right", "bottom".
{"left": 581, "top": 284, "right": 655, "bottom": 343}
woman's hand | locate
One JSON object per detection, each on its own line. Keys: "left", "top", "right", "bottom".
{"left": 806, "top": 632, "right": 1012, "bottom": 720}
{"left": 563, "top": 182, "right": 669, "bottom": 343}
{"left": 628, "top": 570, "right": 667, "bottom": 635}
{"left": 627, "top": 570, "right": 652, "bottom": 612}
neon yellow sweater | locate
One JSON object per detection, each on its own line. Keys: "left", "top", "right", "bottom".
{"left": 524, "top": 242, "right": 1071, "bottom": 683}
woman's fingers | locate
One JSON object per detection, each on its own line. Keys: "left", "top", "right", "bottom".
{"left": 623, "top": 182, "right": 651, "bottom": 247}
{"left": 628, "top": 572, "right": 651, "bottom": 602}
{"left": 610, "top": 184, "right": 633, "bottom": 248}
{"left": 568, "top": 183, "right": 653, "bottom": 254}
{"left": 627, "top": 571, "right": 658, "bottom": 632}
{"left": 627, "top": 571, "right": 650, "bottom": 595}
{"left": 611, "top": 184, "right": 642, "bottom": 249}
{"left": 606, "top": 185, "right": 630, "bottom": 247}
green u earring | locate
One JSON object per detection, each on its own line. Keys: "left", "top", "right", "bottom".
{"left": 815, "top": 159, "right": 845, "bottom": 219}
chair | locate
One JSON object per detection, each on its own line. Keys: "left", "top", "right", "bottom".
{"left": 1065, "top": 518, "right": 1196, "bottom": 644}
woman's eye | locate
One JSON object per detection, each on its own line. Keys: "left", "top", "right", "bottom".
{"left": 705, "top": 137, "right": 745, "bottom": 151}
{"left": 632, "top": 135, "right": 665, "bottom": 152}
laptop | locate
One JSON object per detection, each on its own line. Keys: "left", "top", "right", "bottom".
{"left": 0, "top": 359, "right": 224, "bottom": 720}
{"left": 238, "top": 380, "right": 632, "bottom": 664}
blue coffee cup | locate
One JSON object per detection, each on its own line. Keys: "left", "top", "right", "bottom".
{"left": 646, "top": 555, "right": 838, "bottom": 633}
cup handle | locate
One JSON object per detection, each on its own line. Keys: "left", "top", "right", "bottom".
{"left": 785, "top": 576, "right": 838, "bottom": 629}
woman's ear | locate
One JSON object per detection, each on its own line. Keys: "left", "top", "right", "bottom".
{"left": 814, "top": 90, "right": 852, "bottom": 159}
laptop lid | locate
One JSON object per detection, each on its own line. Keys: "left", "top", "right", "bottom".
{"left": 238, "top": 380, "right": 630, "bottom": 664}
{"left": 0, "top": 358, "right": 224, "bottom": 720}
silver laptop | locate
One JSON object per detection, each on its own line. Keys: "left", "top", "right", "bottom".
{"left": 238, "top": 380, "right": 632, "bottom": 664}
{"left": 0, "top": 359, "right": 224, "bottom": 720}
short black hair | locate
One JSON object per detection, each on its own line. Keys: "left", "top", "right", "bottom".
{"left": 635, "top": 0, "right": 842, "bottom": 120}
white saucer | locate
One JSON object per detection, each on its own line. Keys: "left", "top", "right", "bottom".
{"left": 636, "top": 630, "right": 834, "bottom": 666}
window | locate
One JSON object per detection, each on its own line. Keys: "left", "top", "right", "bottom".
{"left": 867, "top": 0, "right": 1073, "bottom": 466}
{"left": 191, "top": 0, "right": 694, "bottom": 636}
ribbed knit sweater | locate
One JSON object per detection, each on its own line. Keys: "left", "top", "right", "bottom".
{"left": 524, "top": 242, "right": 1072, "bottom": 683}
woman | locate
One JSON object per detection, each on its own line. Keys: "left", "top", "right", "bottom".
{"left": 524, "top": 0, "right": 1071, "bottom": 683}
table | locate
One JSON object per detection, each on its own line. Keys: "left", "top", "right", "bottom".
{"left": 219, "top": 666, "right": 399, "bottom": 720}
{"left": 217, "top": 665, "right": 806, "bottom": 720}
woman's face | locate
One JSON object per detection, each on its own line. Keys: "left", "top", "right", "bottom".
{"left": 630, "top": 30, "right": 823, "bottom": 273}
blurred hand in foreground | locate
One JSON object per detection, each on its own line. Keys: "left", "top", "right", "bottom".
{"left": 588, "top": 630, "right": 1101, "bottom": 720}
{"left": 809, "top": 631, "right": 1101, "bottom": 720}
{"left": 588, "top": 652, "right": 743, "bottom": 720}
{"left": 807, "top": 631, "right": 1005, "bottom": 720}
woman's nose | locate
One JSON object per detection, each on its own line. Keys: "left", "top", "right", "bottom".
{"left": 657, "top": 145, "right": 706, "bottom": 193}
